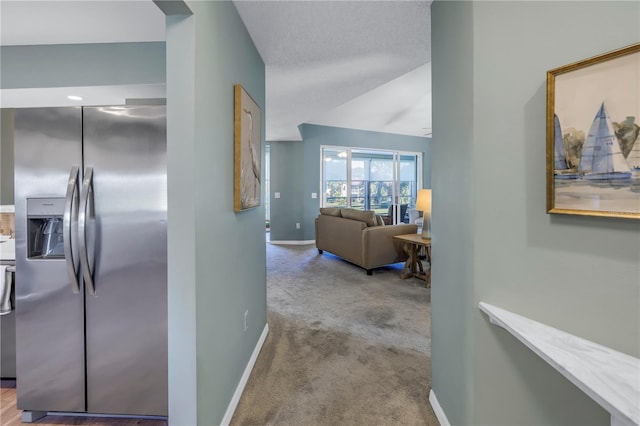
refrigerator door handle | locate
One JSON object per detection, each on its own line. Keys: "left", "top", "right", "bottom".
{"left": 63, "top": 166, "right": 80, "bottom": 294}
{"left": 79, "top": 167, "right": 96, "bottom": 296}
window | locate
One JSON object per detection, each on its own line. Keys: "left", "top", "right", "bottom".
{"left": 321, "top": 146, "right": 422, "bottom": 224}
{"left": 322, "top": 148, "right": 348, "bottom": 208}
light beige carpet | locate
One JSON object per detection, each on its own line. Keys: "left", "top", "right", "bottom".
{"left": 231, "top": 243, "right": 438, "bottom": 425}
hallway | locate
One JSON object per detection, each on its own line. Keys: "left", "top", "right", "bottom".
{"left": 231, "top": 243, "right": 437, "bottom": 425}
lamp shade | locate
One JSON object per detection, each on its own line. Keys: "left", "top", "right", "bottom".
{"left": 416, "top": 189, "right": 432, "bottom": 213}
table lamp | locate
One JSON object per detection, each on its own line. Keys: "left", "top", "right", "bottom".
{"left": 416, "top": 189, "right": 431, "bottom": 239}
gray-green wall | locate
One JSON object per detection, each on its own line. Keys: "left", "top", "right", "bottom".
{"left": 269, "top": 141, "right": 304, "bottom": 241}
{"left": 164, "top": 2, "right": 267, "bottom": 424}
{"left": 430, "top": 2, "right": 475, "bottom": 423}
{"left": 0, "top": 110, "right": 14, "bottom": 205}
{"left": 270, "top": 123, "right": 431, "bottom": 241}
{"left": 0, "top": 42, "right": 165, "bottom": 89}
{"left": 431, "top": 1, "right": 640, "bottom": 425}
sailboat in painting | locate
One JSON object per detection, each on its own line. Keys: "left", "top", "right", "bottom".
{"left": 553, "top": 114, "right": 581, "bottom": 179}
{"left": 578, "top": 102, "right": 632, "bottom": 180}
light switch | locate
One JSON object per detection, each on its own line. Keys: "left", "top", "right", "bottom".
{"left": 274, "top": 192, "right": 281, "bottom": 199}
{"left": 311, "top": 193, "right": 317, "bottom": 199}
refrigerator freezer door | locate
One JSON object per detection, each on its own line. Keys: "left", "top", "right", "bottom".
{"left": 14, "top": 107, "right": 85, "bottom": 412}
{"left": 83, "top": 106, "right": 167, "bottom": 416}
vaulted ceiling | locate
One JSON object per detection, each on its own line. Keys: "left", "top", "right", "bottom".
{"left": 233, "top": 0, "right": 431, "bottom": 140}
{"left": 0, "top": 0, "right": 431, "bottom": 140}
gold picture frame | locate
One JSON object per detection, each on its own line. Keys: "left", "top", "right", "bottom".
{"left": 234, "top": 84, "right": 262, "bottom": 212}
{"left": 546, "top": 43, "right": 640, "bottom": 219}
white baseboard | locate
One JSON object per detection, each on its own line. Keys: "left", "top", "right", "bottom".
{"left": 269, "top": 240, "right": 315, "bottom": 246}
{"left": 220, "top": 323, "right": 270, "bottom": 426}
{"left": 429, "top": 389, "right": 451, "bottom": 426}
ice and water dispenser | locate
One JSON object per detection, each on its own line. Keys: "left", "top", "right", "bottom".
{"left": 26, "top": 198, "right": 66, "bottom": 259}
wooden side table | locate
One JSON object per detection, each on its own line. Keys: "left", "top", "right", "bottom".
{"left": 393, "top": 233, "right": 432, "bottom": 287}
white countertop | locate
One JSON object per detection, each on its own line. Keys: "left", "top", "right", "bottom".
{"left": 0, "top": 238, "right": 15, "bottom": 261}
{"left": 479, "top": 302, "right": 639, "bottom": 426}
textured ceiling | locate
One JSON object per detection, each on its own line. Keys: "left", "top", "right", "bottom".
{"left": 308, "top": 62, "right": 431, "bottom": 137}
{"left": 234, "top": 0, "right": 431, "bottom": 140}
{"left": 0, "top": 0, "right": 431, "bottom": 139}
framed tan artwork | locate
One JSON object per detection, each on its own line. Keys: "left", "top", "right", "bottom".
{"left": 234, "top": 84, "right": 262, "bottom": 212}
{"left": 546, "top": 43, "right": 640, "bottom": 219}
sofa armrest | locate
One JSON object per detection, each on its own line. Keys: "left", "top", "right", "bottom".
{"left": 362, "top": 224, "right": 418, "bottom": 268}
{"left": 316, "top": 215, "right": 367, "bottom": 265}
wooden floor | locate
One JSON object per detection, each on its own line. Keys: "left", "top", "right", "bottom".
{"left": 1, "top": 382, "right": 167, "bottom": 426}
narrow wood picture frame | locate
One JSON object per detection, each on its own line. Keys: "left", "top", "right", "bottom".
{"left": 234, "top": 84, "right": 262, "bottom": 212}
{"left": 546, "top": 43, "right": 640, "bottom": 219}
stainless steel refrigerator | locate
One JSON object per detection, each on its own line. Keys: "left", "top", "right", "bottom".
{"left": 13, "top": 106, "right": 167, "bottom": 418}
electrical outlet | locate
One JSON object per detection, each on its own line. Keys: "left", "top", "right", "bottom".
{"left": 244, "top": 310, "right": 248, "bottom": 332}
{"left": 296, "top": 223, "right": 301, "bottom": 229}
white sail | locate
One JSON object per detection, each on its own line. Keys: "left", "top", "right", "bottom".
{"left": 578, "top": 102, "right": 631, "bottom": 179}
{"left": 553, "top": 114, "right": 568, "bottom": 170}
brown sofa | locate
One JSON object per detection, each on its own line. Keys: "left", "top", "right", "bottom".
{"left": 315, "top": 208, "right": 418, "bottom": 275}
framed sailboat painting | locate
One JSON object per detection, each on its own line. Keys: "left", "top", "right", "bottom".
{"left": 546, "top": 43, "right": 640, "bottom": 219}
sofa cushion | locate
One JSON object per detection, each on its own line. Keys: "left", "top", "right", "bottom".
{"left": 340, "top": 208, "right": 378, "bottom": 227}
{"left": 319, "top": 207, "right": 342, "bottom": 217}
{"left": 376, "top": 215, "right": 386, "bottom": 226}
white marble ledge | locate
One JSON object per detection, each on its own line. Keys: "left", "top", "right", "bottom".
{"left": 479, "top": 302, "right": 640, "bottom": 426}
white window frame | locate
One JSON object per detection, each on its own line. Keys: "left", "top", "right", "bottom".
{"left": 320, "top": 145, "right": 423, "bottom": 223}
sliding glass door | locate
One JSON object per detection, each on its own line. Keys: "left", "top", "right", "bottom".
{"left": 321, "top": 147, "right": 422, "bottom": 224}
{"left": 322, "top": 148, "right": 349, "bottom": 208}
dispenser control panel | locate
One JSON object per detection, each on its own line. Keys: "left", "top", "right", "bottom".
{"left": 26, "top": 198, "right": 65, "bottom": 218}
